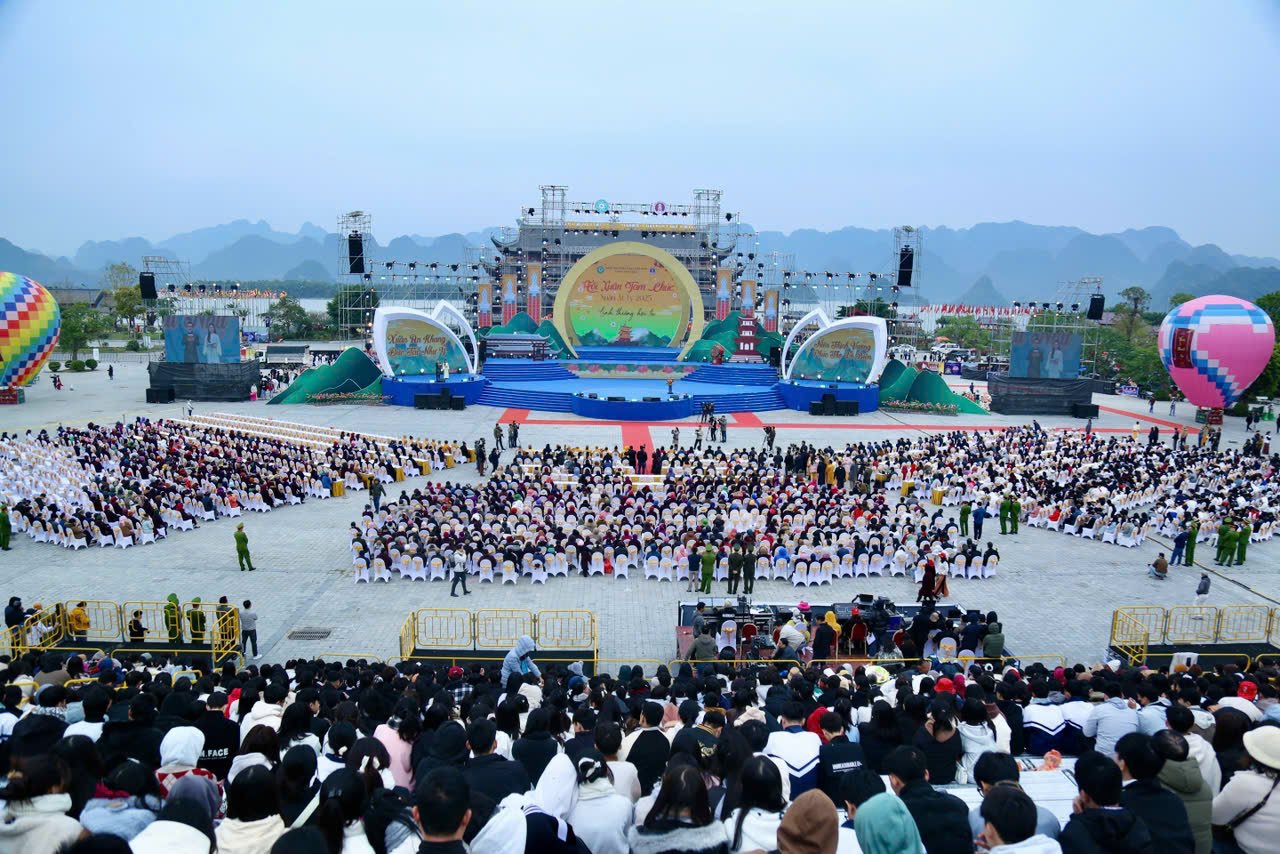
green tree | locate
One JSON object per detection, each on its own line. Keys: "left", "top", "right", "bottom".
{"left": 934, "top": 315, "right": 991, "bottom": 351}
{"left": 263, "top": 295, "right": 311, "bottom": 338}
{"left": 1255, "top": 291, "right": 1280, "bottom": 329}
{"left": 1251, "top": 342, "right": 1280, "bottom": 400}
{"left": 1168, "top": 292, "right": 1195, "bottom": 308}
{"left": 100, "top": 261, "right": 138, "bottom": 293}
{"left": 112, "top": 285, "right": 143, "bottom": 331}
{"left": 58, "top": 304, "right": 109, "bottom": 360}
{"left": 327, "top": 285, "right": 379, "bottom": 333}
{"left": 1112, "top": 286, "right": 1152, "bottom": 342}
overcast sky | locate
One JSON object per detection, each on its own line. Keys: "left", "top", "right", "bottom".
{"left": 2, "top": 1, "right": 1278, "bottom": 257}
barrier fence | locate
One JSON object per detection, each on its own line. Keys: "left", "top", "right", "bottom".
{"left": 400, "top": 609, "right": 597, "bottom": 654}
{"left": 1111, "top": 604, "right": 1280, "bottom": 663}
{"left": 11, "top": 597, "right": 242, "bottom": 658}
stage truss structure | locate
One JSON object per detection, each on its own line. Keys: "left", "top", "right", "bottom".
{"left": 140, "top": 256, "right": 277, "bottom": 329}
{"left": 989, "top": 276, "right": 1106, "bottom": 377}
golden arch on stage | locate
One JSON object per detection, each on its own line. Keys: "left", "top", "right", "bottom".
{"left": 552, "top": 241, "right": 705, "bottom": 359}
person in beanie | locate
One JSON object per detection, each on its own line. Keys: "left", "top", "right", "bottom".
{"left": 775, "top": 789, "right": 839, "bottom": 854}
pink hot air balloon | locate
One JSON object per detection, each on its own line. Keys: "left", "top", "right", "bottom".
{"left": 1158, "top": 295, "right": 1275, "bottom": 409}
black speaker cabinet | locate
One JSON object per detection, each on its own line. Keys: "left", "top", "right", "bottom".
{"left": 808, "top": 401, "right": 824, "bottom": 416}
{"left": 608, "top": 396, "right": 624, "bottom": 402}
{"left": 146, "top": 387, "right": 175, "bottom": 404}
{"left": 1073, "top": 402, "right": 1099, "bottom": 418}
{"left": 347, "top": 232, "right": 365, "bottom": 275}
{"left": 643, "top": 396, "right": 660, "bottom": 402}
{"left": 822, "top": 394, "right": 837, "bottom": 416}
{"left": 138, "top": 272, "right": 157, "bottom": 301}
{"left": 414, "top": 394, "right": 434, "bottom": 409}
{"left": 1087, "top": 294, "right": 1106, "bottom": 320}
{"left": 837, "top": 400, "right": 859, "bottom": 416}
{"left": 450, "top": 397, "right": 465, "bottom": 410}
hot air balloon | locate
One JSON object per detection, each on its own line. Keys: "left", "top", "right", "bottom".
{"left": 0, "top": 272, "right": 61, "bottom": 388}
{"left": 1158, "top": 295, "right": 1275, "bottom": 409}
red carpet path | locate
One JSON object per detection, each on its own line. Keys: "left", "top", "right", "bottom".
{"left": 497, "top": 403, "right": 1194, "bottom": 448}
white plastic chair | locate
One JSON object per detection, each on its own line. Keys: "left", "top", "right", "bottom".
{"left": 981, "top": 557, "right": 998, "bottom": 579}
{"left": 501, "top": 560, "right": 518, "bottom": 585}
{"left": 353, "top": 558, "right": 370, "bottom": 583}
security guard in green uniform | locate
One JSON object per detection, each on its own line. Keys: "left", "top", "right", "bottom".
{"left": 700, "top": 543, "right": 716, "bottom": 594}
{"left": 0, "top": 505, "right": 10, "bottom": 551}
{"left": 235, "top": 522, "right": 255, "bottom": 571}
{"left": 1010, "top": 498, "right": 1022, "bottom": 535}
{"left": 1184, "top": 521, "right": 1199, "bottom": 566}
{"left": 1215, "top": 522, "right": 1234, "bottom": 566}
{"left": 959, "top": 500, "right": 972, "bottom": 537}
{"left": 1235, "top": 523, "right": 1249, "bottom": 566}
{"left": 999, "top": 495, "right": 1012, "bottom": 535}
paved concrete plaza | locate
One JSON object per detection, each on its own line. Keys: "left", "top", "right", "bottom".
{"left": 2, "top": 363, "right": 1278, "bottom": 668}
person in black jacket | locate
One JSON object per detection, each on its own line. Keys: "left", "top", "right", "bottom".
{"left": 195, "top": 691, "right": 240, "bottom": 781}
{"left": 621, "top": 701, "right": 670, "bottom": 796}
{"left": 415, "top": 720, "right": 470, "bottom": 783}
{"left": 97, "top": 693, "right": 164, "bottom": 769}
{"left": 884, "top": 745, "right": 973, "bottom": 854}
{"left": 562, "top": 707, "right": 597, "bottom": 764}
{"left": 463, "top": 719, "right": 530, "bottom": 804}
{"left": 1115, "top": 733, "right": 1193, "bottom": 854}
{"left": 817, "top": 711, "right": 865, "bottom": 808}
{"left": 512, "top": 707, "right": 559, "bottom": 785}
{"left": 8, "top": 685, "right": 69, "bottom": 765}
{"left": 1059, "top": 750, "right": 1154, "bottom": 853}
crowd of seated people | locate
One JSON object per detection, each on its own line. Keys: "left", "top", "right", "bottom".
{"left": 0, "top": 421, "right": 436, "bottom": 552}
{"left": 349, "top": 443, "right": 1006, "bottom": 586}
{"left": 1, "top": 621, "right": 1278, "bottom": 853}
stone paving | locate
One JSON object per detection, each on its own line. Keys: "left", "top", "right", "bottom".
{"left": 2, "top": 364, "right": 1278, "bottom": 670}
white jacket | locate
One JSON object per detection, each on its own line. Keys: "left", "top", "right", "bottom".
{"left": 958, "top": 722, "right": 1001, "bottom": 782}
{"left": 215, "top": 815, "right": 286, "bottom": 854}
{"left": 989, "top": 835, "right": 1063, "bottom": 853}
{"left": 1186, "top": 732, "right": 1221, "bottom": 796}
{"left": 238, "top": 702, "right": 284, "bottom": 743}
{"left": 567, "top": 781, "right": 633, "bottom": 854}
{"left": 129, "top": 819, "right": 213, "bottom": 853}
{"left": 0, "top": 794, "right": 83, "bottom": 854}
{"left": 723, "top": 807, "right": 785, "bottom": 853}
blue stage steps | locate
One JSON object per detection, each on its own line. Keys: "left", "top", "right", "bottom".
{"left": 683, "top": 364, "right": 779, "bottom": 386}
{"left": 479, "top": 360, "right": 576, "bottom": 382}
{"left": 475, "top": 385, "right": 575, "bottom": 412}
{"left": 689, "top": 388, "right": 787, "bottom": 413}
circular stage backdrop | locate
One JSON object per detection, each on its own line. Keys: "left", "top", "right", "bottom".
{"left": 553, "top": 242, "right": 704, "bottom": 358}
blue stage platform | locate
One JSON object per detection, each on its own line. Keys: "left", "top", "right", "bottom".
{"left": 377, "top": 358, "right": 880, "bottom": 419}
{"left": 382, "top": 374, "right": 486, "bottom": 407}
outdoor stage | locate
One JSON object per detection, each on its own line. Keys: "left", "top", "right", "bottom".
{"left": 427, "top": 358, "right": 882, "bottom": 420}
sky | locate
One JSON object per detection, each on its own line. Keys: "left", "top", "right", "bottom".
{"left": 1, "top": 1, "right": 1278, "bottom": 258}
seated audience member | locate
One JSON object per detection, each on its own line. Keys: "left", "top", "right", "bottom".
{"left": 853, "top": 792, "right": 926, "bottom": 854}
{"left": 1115, "top": 732, "right": 1194, "bottom": 854}
{"left": 1152, "top": 730, "right": 1211, "bottom": 854}
{"left": 1059, "top": 751, "right": 1153, "bottom": 853}
{"left": 1211, "top": 726, "right": 1280, "bottom": 854}
{"left": 976, "top": 784, "right": 1063, "bottom": 853}
{"left": 764, "top": 701, "right": 823, "bottom": 797}
{"left": 966, "top": 752, "right": 1061, "bottom": 841}
{"left": 837, "top": 767, "right": 886, "bottom": 854}
{"left": 882, "top": 745, "right": 972, "bottom": 854}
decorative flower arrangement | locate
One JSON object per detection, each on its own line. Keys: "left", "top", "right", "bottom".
{"left": 636, "top": 365, "right": 649, "bottom": 374}
{"left": 881, "top": 400, "right": 959, "bottom": 415}
{"left": 306, "top": 392, "right": 389, "bottom": 405}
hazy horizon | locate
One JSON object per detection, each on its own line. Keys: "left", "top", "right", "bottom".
{"left": 2, "top": 1, "right": 1278, "bottom": 258}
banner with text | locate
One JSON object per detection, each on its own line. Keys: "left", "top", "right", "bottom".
{"left": 384, "top": 318, "right": 469, "bottom": 375}
{"left": 789, "top": 326, "right": 878, "bottom": 384}
{"left": 561, "top": 252, "right": 692, "bottom": 348}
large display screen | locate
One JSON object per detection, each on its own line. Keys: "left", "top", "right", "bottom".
{"left": 789, "top": 326, "right": 878, "bottom": 384}
{"left": 163, "top": 315, "right": 239, "bottom": 364}
{"left": 1009, "top": 331, "right": 1082, "bottom": 379}
{"left": 384, "top": 318, "right": 469, "bottom": 375}
{"left": 560, "top": 253, "right": 692, "bottom": 348}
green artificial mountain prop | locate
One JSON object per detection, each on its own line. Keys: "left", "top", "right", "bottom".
{"left": 875, "top": 358, "right": 986, "bottom": 414}
{"left": 269, "top": 347, "right": 383, "bottom": 404}
{"left": 477, "top": 312, "right": 571, "bottom": 357}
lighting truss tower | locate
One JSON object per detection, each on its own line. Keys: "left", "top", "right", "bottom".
{"left": 337, "top": 211, "right": 374, "bottom": 338}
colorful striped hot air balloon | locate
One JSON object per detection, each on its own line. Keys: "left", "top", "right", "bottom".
{"left": 0, "top": 272, "right": 62, "bottom": 388}
{"left": 1158, "top": 295, "right": 1275, "bottom": 410}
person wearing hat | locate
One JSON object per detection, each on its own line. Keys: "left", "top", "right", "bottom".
{"left": 1211, "top": 726, "right": 1280, "bottom": 853}
{"left": 234, "top": 522, "right": 254, "bottom": 571}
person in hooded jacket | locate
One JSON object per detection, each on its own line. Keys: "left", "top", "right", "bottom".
{"left": 215, "top": 764, "right": 287, "bottom": 853}
{"left": 0, "top": 754, "right": 86, "bottom": 852}
{"left": 567, "top": 750, "right": 633, "bottom": 854}
{"left": 79, "top": 759, "right": 164, "bottom": 840}
{"left": 415, "top": 720, "right": 470, "bottom": 783}
{"left": 239, "top": 682, "right": 287, "bottom": 743}
{"left": 982, "top": 621, "right": 1006, "bottom": 659}
{"left": 1058, "top": 751, "right": 1153, "bottom": 854}
{"left": 155, "top": 725, "right": 221, "bottom": 799}
{"left": 1152, "top": 730, "right": 1211, "bottom": 854}
{"left": 500, "top": 635, "right": 540, "bottom": 686}
{"left": 128, "top": 796, "right": 217, "bottom": 854}
{"left": 513, "top": 707, "right": 560, "bottom": 786}
{"left": 958, "top": 697, "right": 1001, "bottom": 783}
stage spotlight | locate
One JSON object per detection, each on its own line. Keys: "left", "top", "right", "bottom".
{"left": 612, "top": 230, "right": 619, "bottom": 237}
{"left": 826, "top": 273, "right": 833, "bottom": 280}
{"left": 725, "top": 213, "right": 733, "bottom": 221}
{"left": 1042, "top": 302, "right": 1051, "bottom": 310}
{"left": 168, "top": 284, "right": 176, "bottom": 292}
{"left": 362, "top": 273, "right": 372, "bottom": 281}
{"left": 869, "top": 273, "right": 878, "bottom": 281}
{"left": 527, "top": 207, "right": 535, "bottom": 216}
{"left": 554, "top": 238, "right": 561, "bottom": 245}
{"left": 408, "top": 262, "right": 417, "bottom": 270}
{"left": 1056, "top": 302, "right": 1064, "bottom": 311}
{"left": 748, "top": 253, "right": 755, "bottom": 260}
{"left": 450, "top": 264, "right": 458, "bottom": 271}
{"left": 1013, "top": 301, "right": 1022, "bottom": 308}
{"left": 184, "top": 284, "right": 193, "bottom": 292}
{"left": 1071, "top": 302, "right": 1080, "bottom": 312}
{"left": 385, "top": 262, "right": 394, "bottom": 270}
